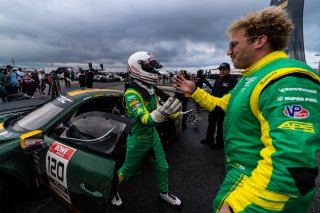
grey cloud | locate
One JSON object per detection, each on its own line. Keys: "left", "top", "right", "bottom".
{"left": 0, "top": 0, "right": 318, "bottom": 69}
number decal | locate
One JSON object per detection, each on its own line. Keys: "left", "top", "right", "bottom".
{"left": 57, "top": 161, "right": 64, "bottom": 182}
{"left": 47, "top": 156, "right": 65, "bottom": 182}
{"left": 50, "top": 156, "right": 57, "bottom": 177}
{"left": 46, "top": 142, "right": 76, "bottom": 204}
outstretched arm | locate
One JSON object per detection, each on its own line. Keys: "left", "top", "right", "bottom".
{"left": 174, "top": 74, "right": 230, "bottom": 112}
{"left": 173, "top": 74, "right": 196, "bottom": 94}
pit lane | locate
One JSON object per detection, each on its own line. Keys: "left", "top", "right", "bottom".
{"left": 4, "top": 81, "right": 320, "bottom": 213}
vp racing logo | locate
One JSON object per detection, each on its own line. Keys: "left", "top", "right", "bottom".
{"left": 284, "top": 105, "right": 309, "bottom": 119}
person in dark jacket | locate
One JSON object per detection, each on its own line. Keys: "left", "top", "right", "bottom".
{"left": 195, "top": 69, "right": 213, "bottom": 111}
{"left": 63, "top": 68, "right": 71, "bottom": 87}
{"left": 200, "top": 63, "right": 238, "bottom": 149}
{"left": 78, "top": 70, "right": 86, "bottom": 89}
{"left": 177, "top": 70, "right": 191, "bottom": 129}
{"left": 21, "top": 72, "right": 35, "bottom": 97}
{"left": 86, "top": 69, "right": 94, "bottom": 88}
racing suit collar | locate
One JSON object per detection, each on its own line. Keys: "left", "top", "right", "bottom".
{"left": 242, "top": 51, "right": 288, "bottom": 77}
{"left": 133, "top": 79, "right": 154, "bottom": 95}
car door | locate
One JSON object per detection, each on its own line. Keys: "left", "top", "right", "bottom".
{"left": 30, "top": 111, "right": 132, "bottom": 213}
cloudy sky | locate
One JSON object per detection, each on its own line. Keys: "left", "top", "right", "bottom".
{"left": 0, "top": 0, "right": 319, "bottom": 71}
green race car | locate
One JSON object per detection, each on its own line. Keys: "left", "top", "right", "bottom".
{"left": 0, "top": 88, "right": 178, "bottom": 212}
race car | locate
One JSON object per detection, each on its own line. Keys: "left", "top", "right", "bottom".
{"left": 0, "top": 88, "right": 179, "bottom": 212}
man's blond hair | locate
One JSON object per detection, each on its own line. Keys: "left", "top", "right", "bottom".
{"left": 227, "top": 6, "right": 293, "bottom": 51}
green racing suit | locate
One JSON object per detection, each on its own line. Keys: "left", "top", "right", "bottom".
{"left": 118, "top": 85, "right": 171, "bottom": 193}
{"left": 191, "top": 51, "right": 320, "bottom": 212}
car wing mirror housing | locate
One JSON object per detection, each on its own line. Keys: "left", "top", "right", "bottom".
{"left": 20, "top": 130, "right": 44, "bottom": 153}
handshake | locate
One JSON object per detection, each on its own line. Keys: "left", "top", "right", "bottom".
{"left": 151, "top": 97, "right": 182, "bottom": 123}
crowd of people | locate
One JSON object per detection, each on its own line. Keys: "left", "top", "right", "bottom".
{"left": 0, "top": 65, "right": 51, "bottom": 102}
{"left": 0, "top": 66, "right": 101, "bottom": 103}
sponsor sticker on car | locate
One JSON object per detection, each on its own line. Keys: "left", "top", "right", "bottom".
{"left": 46, "top": 142, "right": 76, "bottom": 204}
{"left": 0, "top": 131, "right": 13, "bottom": 137}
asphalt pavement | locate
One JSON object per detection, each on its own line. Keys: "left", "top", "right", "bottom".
{"left": 4, "top": 80, "right": 320, "bottom": 213}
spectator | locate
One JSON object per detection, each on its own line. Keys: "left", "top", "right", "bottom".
{"left": 0, "top": 70, "right": 7, "bottom": 102}
{"left": 16, "top": 68, "right": 25, "bottom": 92}
{"left": 31, "top": 70, "right": 40, "bottom": 96}
{"left": 47, "top": 73, "right": 53, "bottom": 96}
{"left": 21, "top": 72, "right": 35, "bottom": 97}
{"left": 63, "top": 68, "right": 71, "bottom": 87}
{"left": 178, "top": 70, "right": 191, "bottom": 129}
{"left": 86, "top": 69, "right": 94, "bottom": 88}
{"left": 162, "top": 74, "right": 166, "bottom": 84}
{"left": 194, "top": 69, "right": 213, "bottom": 111}
{"left": 200, "top": 63, "right": 237, "bottom": 149}
{"left": 70, "top": 70, "right": 75, "bottom": 81}
{"left": 78, "top": 70, "right": 86, "bottom": 90}
{"left": 4, "top": 65, "right": 19, "bottom": 95}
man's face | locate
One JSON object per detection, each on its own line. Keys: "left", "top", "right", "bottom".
{"left": 219, "top": 68, "right": 230, "bottom": 77}
{"left": 227, "top": 30, "right": 256, "bottom": 69}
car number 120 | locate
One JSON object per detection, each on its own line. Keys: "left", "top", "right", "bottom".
{"left": 46, "top": 142, "right": 76, "bottom": 204}
{"left": 47, "top": 155, "right": 64, "bottom": 182}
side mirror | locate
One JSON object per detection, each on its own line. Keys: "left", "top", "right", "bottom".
{"left": 20, "top": 130, "right": 44, "bottom": 150}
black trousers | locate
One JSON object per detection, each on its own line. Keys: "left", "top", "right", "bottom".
{"left": 181, "top": 97, "right": 188, "bottom": 126}
{"left": 206, "top": 107, "right": 224, "bottom": 146}
{"left": 5, "top": 85, "right": 18, "bottom": 95}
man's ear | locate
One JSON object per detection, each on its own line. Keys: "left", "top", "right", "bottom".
{"left": 256, "top": 35, "right": 268, "bottom": 48}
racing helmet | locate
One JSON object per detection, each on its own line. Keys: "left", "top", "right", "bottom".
{"left": 127, "top": 51, "right": 163, "bottom": 85}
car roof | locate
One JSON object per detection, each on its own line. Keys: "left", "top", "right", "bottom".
{"left": 66, "top": 89, "right": 124, "bottom": 100}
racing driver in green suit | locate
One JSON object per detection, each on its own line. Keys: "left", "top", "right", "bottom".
{"left": 174, "top": 6, "right": 320, "bottom": 213}
{"left": 111, "top": 51, "right": 183, "bottom": 207}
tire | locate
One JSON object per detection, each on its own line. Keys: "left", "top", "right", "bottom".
{"left": 0, "top": 176, "right": 13, "bottom": 209}
{"left": 156, "top": 119, "right": 176, "bottom": 149}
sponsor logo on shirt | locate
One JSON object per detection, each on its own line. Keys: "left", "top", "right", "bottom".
{"left": 129, "top": 100, "right": 139, "bottom": 106}
{"left": 240, "top": 77, "right": 257, "bottom": 92}
{"left": 277, "top": 96, "right": 318, "bottom": 103}
{"left": 278, "top": 88, "right": 317, "bottom": 94}
{"left": 284, "top": 105, "right": 309, "bottom": 119}
{"left": 278, "top": 121, "right": 314, "bottom": 133}
{"left": 259, "top": 71, "right": 277, "bottom": 85}
{"left": 132, "top": 103, "right": 141, "bottom": 110}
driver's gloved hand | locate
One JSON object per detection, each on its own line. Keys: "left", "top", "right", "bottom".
{"left": 151, "top": 97, "right": 182, "bottom": 123}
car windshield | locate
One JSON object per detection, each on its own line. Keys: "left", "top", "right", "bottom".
{"left": 12, "top": 96, "right": 76, "bottom": 132}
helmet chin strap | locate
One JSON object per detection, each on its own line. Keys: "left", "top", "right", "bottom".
{"left": 133, "top": 79, "right": 154, "bottom": 95}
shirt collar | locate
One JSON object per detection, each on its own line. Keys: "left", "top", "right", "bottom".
{"left": 242, "top": 51, "right": 288, "bottom": 76}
